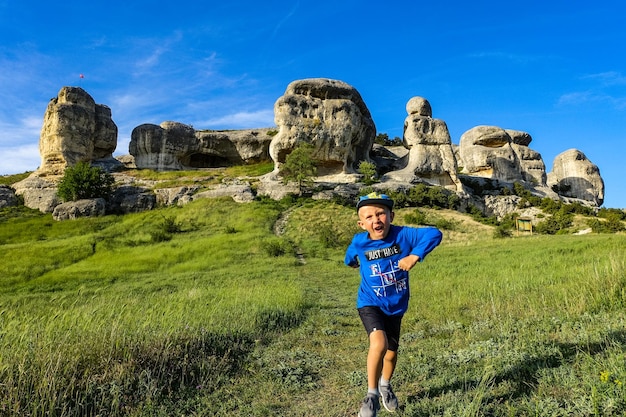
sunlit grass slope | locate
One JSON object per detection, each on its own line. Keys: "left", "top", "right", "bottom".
{"left": 1, "top": 198, "right": 625, "bottom": 416}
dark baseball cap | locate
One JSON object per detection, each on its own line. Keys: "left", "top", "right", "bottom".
{"left": 356, "top": 192, "right": 394, "bottom": 211}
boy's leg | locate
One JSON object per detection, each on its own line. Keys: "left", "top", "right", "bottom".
{"left": 367, "top": 329, "right": 388, "bottom": 392}
{"left": 379, "top": 314, "right": 402, "bottom": 412}
{"left": 382, "top": 348, "right": 397, "bottom": 381}
{"left": 358, "top": 307, "right": 387, "bottom": 417}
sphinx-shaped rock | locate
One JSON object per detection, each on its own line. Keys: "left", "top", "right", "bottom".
{"left": 129, "top": 122, "right": 273, "bottom": 170}
{"left": 547, "top": 149, "right": 604, "bottom": 205}
{"left": 269, "top": 78, "right": 376, "bottom": 177}
{"left": 382, "top": 97, "right": 462, "bottom": 191}
{"left": 458, "top": 125, "right": 524, "bottom": 183}
{"left": 37, "top": 86, "right": 119, "bottom": 177}
{"left": 506, "top": 129, "right": 547, "bottom": 186}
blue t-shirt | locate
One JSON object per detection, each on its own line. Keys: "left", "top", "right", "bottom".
{"left": 344, "top": 225, "right": 442, "bottom": 316}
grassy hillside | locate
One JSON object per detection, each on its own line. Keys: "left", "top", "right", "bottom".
{"left": 1, "top": 197, "right": 625, "bottom": 416}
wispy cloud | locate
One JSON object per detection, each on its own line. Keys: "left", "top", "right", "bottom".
{"left": 558, "top": 71, "right": 626, "bottom": 109}
{"left": 557, "top": 91, "right": 626, "bottom": 109}
{"left": 468, "top": 51, "right": 544, "bottom": 65}
{"left": 0, "top": 143, "right": 40, "bottom": 174}
{"left": 270, "top": 0, "right": 300, "bottom": 40}
{"left": 201, "top": 109, "right": 275, "bottom": 129}
{"left": 582, "top": 71, "right": 626, "bottom": 86}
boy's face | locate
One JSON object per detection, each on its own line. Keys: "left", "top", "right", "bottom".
{"left": 357, "top": 204, "right": 394, "bottom": 240}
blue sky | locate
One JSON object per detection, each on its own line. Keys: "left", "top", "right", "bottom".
{"left": 1, "top": 0, "right": 625, "bottom": 208}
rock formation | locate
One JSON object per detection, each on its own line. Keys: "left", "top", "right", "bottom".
{"left": 0, "top": 185, "right": 17, "bottom": 208}
{"left": 269, "top": 78, "right": 376, "bottom": 177}
{"left": 547, "top": 149, "right": 604, "bottom": 206}
{"left": 37, "top": 86, "right": 120, "bottom": 177}
{"left": 506, "top": 129, "right": 547, "bottom": 186}
{"left": 10, "top": 81, "right": 610, "bottom": 216}
{"left": 382, "top": 97, "right": 463, "bottom": 191}
{"left": 12, "top": 176, "right": 62, "bottom": 213}
{"left": 458, "top": 125, "right": 524, "bottom": 183}
{"left": 52, "top": 198, "right": 106, "bottom": 221}
{"left": 129, "top": 122, "right": 273, "bottom": 170}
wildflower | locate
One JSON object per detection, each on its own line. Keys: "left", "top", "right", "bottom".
{"left": 600, "top": 370, "right": 611, "bottom": 383}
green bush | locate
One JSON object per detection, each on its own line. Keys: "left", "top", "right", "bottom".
{"left": 279, "top": 143, "right": 317, "bottom": 193}
{"left": 535, "top": 212, "right": 574, "bottom": 234}
{"left": 587, "top": 217, "right": 626, "bottom": 233}
{"left": 57, "top": 162, "right": 115, "bottom": 202}
{"left": 357, "top": 161, "right": 377, "bottom": 185}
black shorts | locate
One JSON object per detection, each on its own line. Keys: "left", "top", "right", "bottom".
{"left": 358, "top": 306, "right": 403, "bottom": 352}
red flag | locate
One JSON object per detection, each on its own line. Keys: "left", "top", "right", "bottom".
{"left": 79, "top": 74, "right": 84, "bottom": 79}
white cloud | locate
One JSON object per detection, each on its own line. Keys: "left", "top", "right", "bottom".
{"left": 557, "top": 91, "right": 626, "bottom": 109}
{"left": 200, "top": 109, "right": 275, "bottom": 129}
{"left": 0, "top": 144, "right": 40, "bottom": 174}
{"left": 582, "top": 71, "right": 626, "bottom": 86}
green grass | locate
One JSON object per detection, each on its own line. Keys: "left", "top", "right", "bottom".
{"left": 120, "top": 162, "right": 274, "bottom": 190}
{"left": 1, "top": 199, "right": 625, "bottom": 416}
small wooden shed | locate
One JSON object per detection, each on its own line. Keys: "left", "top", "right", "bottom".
{"left": 515, "top": 217, "right": 533, "bottom": 235}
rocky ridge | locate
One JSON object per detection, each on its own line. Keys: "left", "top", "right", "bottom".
{"left": 6, "top": 79, "right": 607, "bottom": 219}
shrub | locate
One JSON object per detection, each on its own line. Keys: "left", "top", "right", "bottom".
{"left": 587, "top": 217, "right": 626, "bottom": 233}
{"left": 57, "top": 162, "right": 115, "bottom": 202}
{"left": 535, "top": 212, "right": 573, "bottom": 234}
{"left": 598, "top": 208, "right": 626, "bottom": 221}
{"left": 263, "top": 239, "right": 287, "bottom": 257}
{"left": 279, "top": 143, "right": 317, "bottom": 193}
{"left": 317, "top": 224, "right": 342, "bottom": 248}
{"left": 404, "top": 209, "right": 428, "bottom": 225}
{"left": 358, "top": 161, "right": 377, "bottom": 185}
{"left": 493, "top": 225, "right": 512, "bottom": 238}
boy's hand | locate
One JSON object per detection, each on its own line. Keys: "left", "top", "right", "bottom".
{"left": 398, "top": 254, "right": 420, "bottom": 271}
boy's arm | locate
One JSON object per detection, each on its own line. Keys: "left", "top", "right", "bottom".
{"left": 344, "top": 242, "right": 360, "bottom": 268}
{"left": 410, "top": 227, "right": 443, "bottom": 262}
{"left": 397, "top": 254, "right": 420, "bottom": 271}
{"left": 398, "top": 227, "right": 442, "bottom": 271}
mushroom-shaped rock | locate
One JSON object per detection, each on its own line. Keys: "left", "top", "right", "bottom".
{"left": 458, "top": 125, "right": 523, "bottom": 183}
{"left": 269, "top": 78, "right": 376, "bottom": 176}
{"left": 547, "top": 149, "right": 604, "bottom": 206}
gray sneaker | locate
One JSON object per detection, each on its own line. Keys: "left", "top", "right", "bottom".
{"left": 380, "top": 383, "right": 398, "bottom": 412}
{"left": 358, "top": 394, "right": 379, "bottom": 417}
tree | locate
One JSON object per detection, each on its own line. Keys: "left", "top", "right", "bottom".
{"left": 358, "top": 161, "right": 377, "bottom": 185}
{"left": 279, "top": 143, "right": 317, "bottom": 194}
{"left": 57, "top": 162, "right": 115, "bottom": 202}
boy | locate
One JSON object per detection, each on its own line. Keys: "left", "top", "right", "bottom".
{"left": 345, "top": 192, "right": 442, "bottom": 417}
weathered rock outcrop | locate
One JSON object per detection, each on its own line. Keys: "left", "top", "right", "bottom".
{"left": 547, "top": 149, "right": 604, "bottom": 206}
{"left": 269, "top": 78, "right": 376, "bottom": 177}
{"left": 129, "top": 122, "right": 273, "bottom": 170}
{"left": 37, "top": 86, "right": 121, "bottom": 177}
{"left": 506, "top": 130, "right": 547, "bottom": 186}
{"left": 10, "top": 81, "right": 609, "bottom": 217}
{"left": 52, "top": 198, "right": 106, "bottom": 221}
{"left": 0, "top": 185, "right": 18, "bottom": 208}
{"left": 382, "top": 97, "right": 463, "bottom": 191}
{"left": 458, "top": 126, "right": 524, "bottom": 183}
{"left": 108, "top": 185, "right": 157, "bottom": 214}
{"left": 12, "top": 176, "right": 61, "bottom": 213}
